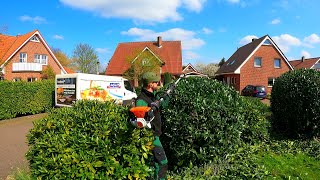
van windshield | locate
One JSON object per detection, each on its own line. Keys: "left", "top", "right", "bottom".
{"left": 124, "top": 80, "right": 134, "bottom": 92}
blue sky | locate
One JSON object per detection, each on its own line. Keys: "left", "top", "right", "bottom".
{"left": 1, "top": 0, "right": 320, "bottom": 69}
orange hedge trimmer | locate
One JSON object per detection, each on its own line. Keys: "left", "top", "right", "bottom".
{"left": 130, "top": 75, "right": 185, "bottom": 128}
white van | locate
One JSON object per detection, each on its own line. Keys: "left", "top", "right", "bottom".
{"left": 55, "top": 73, "right": 137, "bottom": 107}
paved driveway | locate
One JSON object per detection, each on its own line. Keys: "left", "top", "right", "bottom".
{"left": 0, "top": 113, "right": 47, "bottom": 180}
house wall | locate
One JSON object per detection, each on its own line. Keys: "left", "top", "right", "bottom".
{"left": 219, "top": 74, "right": 240, "bottom": 92}
{"left": 240, "top": 45, "right": 291, "bottom": 93}
{"left": 3, "top": 40, "right": 62, "bottom": 81}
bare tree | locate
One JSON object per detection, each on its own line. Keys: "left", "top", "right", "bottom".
{"left": 71, "top": 43, "right": 99, "bottom": 74}
{"left": 195, "top": 63, "right": 219, "bottom": 77}
{"left": 52, "top": 48, "right": 72, "bottom": 67}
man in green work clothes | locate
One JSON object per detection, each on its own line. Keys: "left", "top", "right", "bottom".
{"left": 136, "top": 72, "right": 168, "bottom": 180}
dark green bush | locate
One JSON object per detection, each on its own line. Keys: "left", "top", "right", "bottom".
{"left": 0, "top": 80, "right": 54, "bottom": 120}
{"left": 161, "top": 77, "right": 269, "bottom": 169}
{"left": 27, "top": 100, "right": 154, "bottom": 179}
{"left": 271, "top": 69, "right": 320, "bottom": 138}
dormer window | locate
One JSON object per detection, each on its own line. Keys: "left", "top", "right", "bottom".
{"left": 30, "top": 35, "right": 39, "bottom": 42}
{"left": 228, "top": 60, "right": 236, "bottom": 66}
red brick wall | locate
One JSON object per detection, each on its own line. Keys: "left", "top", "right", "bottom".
{"left": 221, "top": 74, "right": 240, "bottom": 92}
{"left": 3, "top": 39, "right": 63, "bottom": 81}
{"left": 240, "top": 45, "right": 291, "bottom": 93}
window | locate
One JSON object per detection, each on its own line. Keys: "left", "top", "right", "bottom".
{"left": 34, "top": 54, "right": 41, "bottom": 63}
{"left": 20, "top": 53, "right": 27, "bottom": 62}
{"left": 263, "top": 39, "right": 272, "bottom": 45}
{"left": 13, "top": 77, "right": 22, "bottom": 82}
{"left": 124, "top": 80, "right": 134, "bottom": 92}
{"left": 268, "top": 77, "right": 276, "bottom": 87}
{"left": 34, "top": 54, "right": 48, "bottom": 64}
{"left": 27, "top": 77, "right": 37, "bottom": 82}
{"left": 30, "top": 35, "right": 39, "bottom": 42}
{"left": 142, "top": 58, "right": 148, "bottom": 65}
{"left": 274, "top": 59, "right": 281, "bottom": 68}
{"left": 41, "top": 55, "right": 48, "bottom": 64}
{"left": 228, "top": 60, "right": 236, "bottom": 66}
{"left": 254, "top": 57, "right": 262, "bottom": 67}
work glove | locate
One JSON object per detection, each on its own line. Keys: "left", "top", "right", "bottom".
{"left": 151, "top": 100, "right": 160, "bottom": 110}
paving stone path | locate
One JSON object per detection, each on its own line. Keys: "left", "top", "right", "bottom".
{"left": 0, "top": 113, "right": 47, "bottom": 180}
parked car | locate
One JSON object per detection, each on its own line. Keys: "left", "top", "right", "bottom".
{"left": 241, "top": 85, "right": 267, "bottom": 99}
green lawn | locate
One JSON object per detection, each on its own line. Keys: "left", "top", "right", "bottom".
{"left": 256, "top": 152, "right": 320, "bottom": 179}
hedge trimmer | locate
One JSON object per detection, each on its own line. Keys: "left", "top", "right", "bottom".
{"left": 130, "top": 75, "right": 185, "bottom": 128}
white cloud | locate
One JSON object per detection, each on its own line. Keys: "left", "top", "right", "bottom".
{"left": 96, "top": 48, "right": 110, "bottom": 54}
{"left": 270, "top": 18, "right": 281, "bottom": 25}
{"left": 182, "top": 0, "right": 207, "bottom": 12}
{"left": 239, "top": 35, "right": 258, "bottom": 45}
{"left": 60, "top": 0, "right": 206, "bottom": 23}
{"left": 304, "top": 34, "right": 320, "bottom": 44}
{"left": 184, "top": 51, "right": 200, "bottom": 60}
{"left": 53, "top": 35, "right": 64, "bottom": 40}
{"left": 301, "top": 50, "right": 311, "bottom": 58}
{"left": 122, "top": 27, "right": 205, "bottom": 50}
{"left": 202, "top": 27, "right": 213, "bottom": 34}
{"left": 19, "top": 15, "right": 47, "bottom": 24}
{"left": 272, "top": 34, "right": 301, "bottom": 53}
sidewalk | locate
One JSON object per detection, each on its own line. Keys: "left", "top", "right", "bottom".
{"left": 0, "top": 113, "right": 47, "bottom": 180}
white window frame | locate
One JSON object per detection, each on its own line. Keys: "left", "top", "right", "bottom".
{"left": 27, "top": 77, "right": 37, "bottom": 82}
{"left": 274, "top": 59, "right": 281, "bottom": 68}
{"left": 142, "top": 58, "right": 149, "bottom": 66}
{"left": 254, "top": 57, "right": 262, "bottom": 67}
{"left": 40, "top": 55, "right": 48, "bottom": 65}
{"left": 34, "top": 54, "right": 41, "bottom": 63}
{"left": 20, "top": 53, "right": 27, "bottom": 63}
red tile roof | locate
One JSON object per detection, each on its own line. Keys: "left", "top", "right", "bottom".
{"left": 63, "top": 66, "right": 75, "bottom": 74}
{"left": 0, "top": 30, "right": 68, "bottom": 74}
{"left": 0, "top": 30, "right": 37, "bottom": 65}
{"left": 106, "top": 38, "right": 182, "bottom": 75}
{"left": 289, "top": 57, "right": 320, "bottom": 69}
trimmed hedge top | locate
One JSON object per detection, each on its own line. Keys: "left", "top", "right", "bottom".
{"left": 161, "top": 77, "right": 270, "bottom": 168}
{"left": 271, "top": 69, "right": 320, "bottom": 138}
{"left": 27, "top": 100, "right": 154, "bottom": 179}
{"left": 0, "top": 80, "right": 54, "bottom": 120}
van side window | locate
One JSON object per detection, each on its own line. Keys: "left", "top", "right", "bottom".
{"left": 124, "top": 80, "right": 134, "bottom": 92}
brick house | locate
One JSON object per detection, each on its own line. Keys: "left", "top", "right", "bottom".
{"left": 289, "top": 56, "right": 320, "bottom": 71}
{"left": 0, "top": 29, "right": 68, "bottom": 81}
{"left": 215, "top": 35, "right": 294, "bottom": 93}
{"left": 105, "top": 36, "right": 182, "bottom": 86}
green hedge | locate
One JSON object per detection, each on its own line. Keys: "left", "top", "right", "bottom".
{"left": 27, "top": 100, "right": 154, "bottom": 179}
{"left": 161, "top": 77, "right": 270, "bottom": 169}
{"left": 0, "top": 80, "right": 55, "bottom": 120}
{"left": 271, "top": 69, "right": 320, "bottom": 138}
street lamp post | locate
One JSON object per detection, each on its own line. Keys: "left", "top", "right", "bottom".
{"left": 96, "top": 61, "right": 100, "bottom": 75}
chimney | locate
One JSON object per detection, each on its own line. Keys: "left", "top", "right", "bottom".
{"left": 301, "top": 56, "right": 305, "bottom": 62}
{"left": 157, "top": 36, "right": 162, "bottom": 47}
